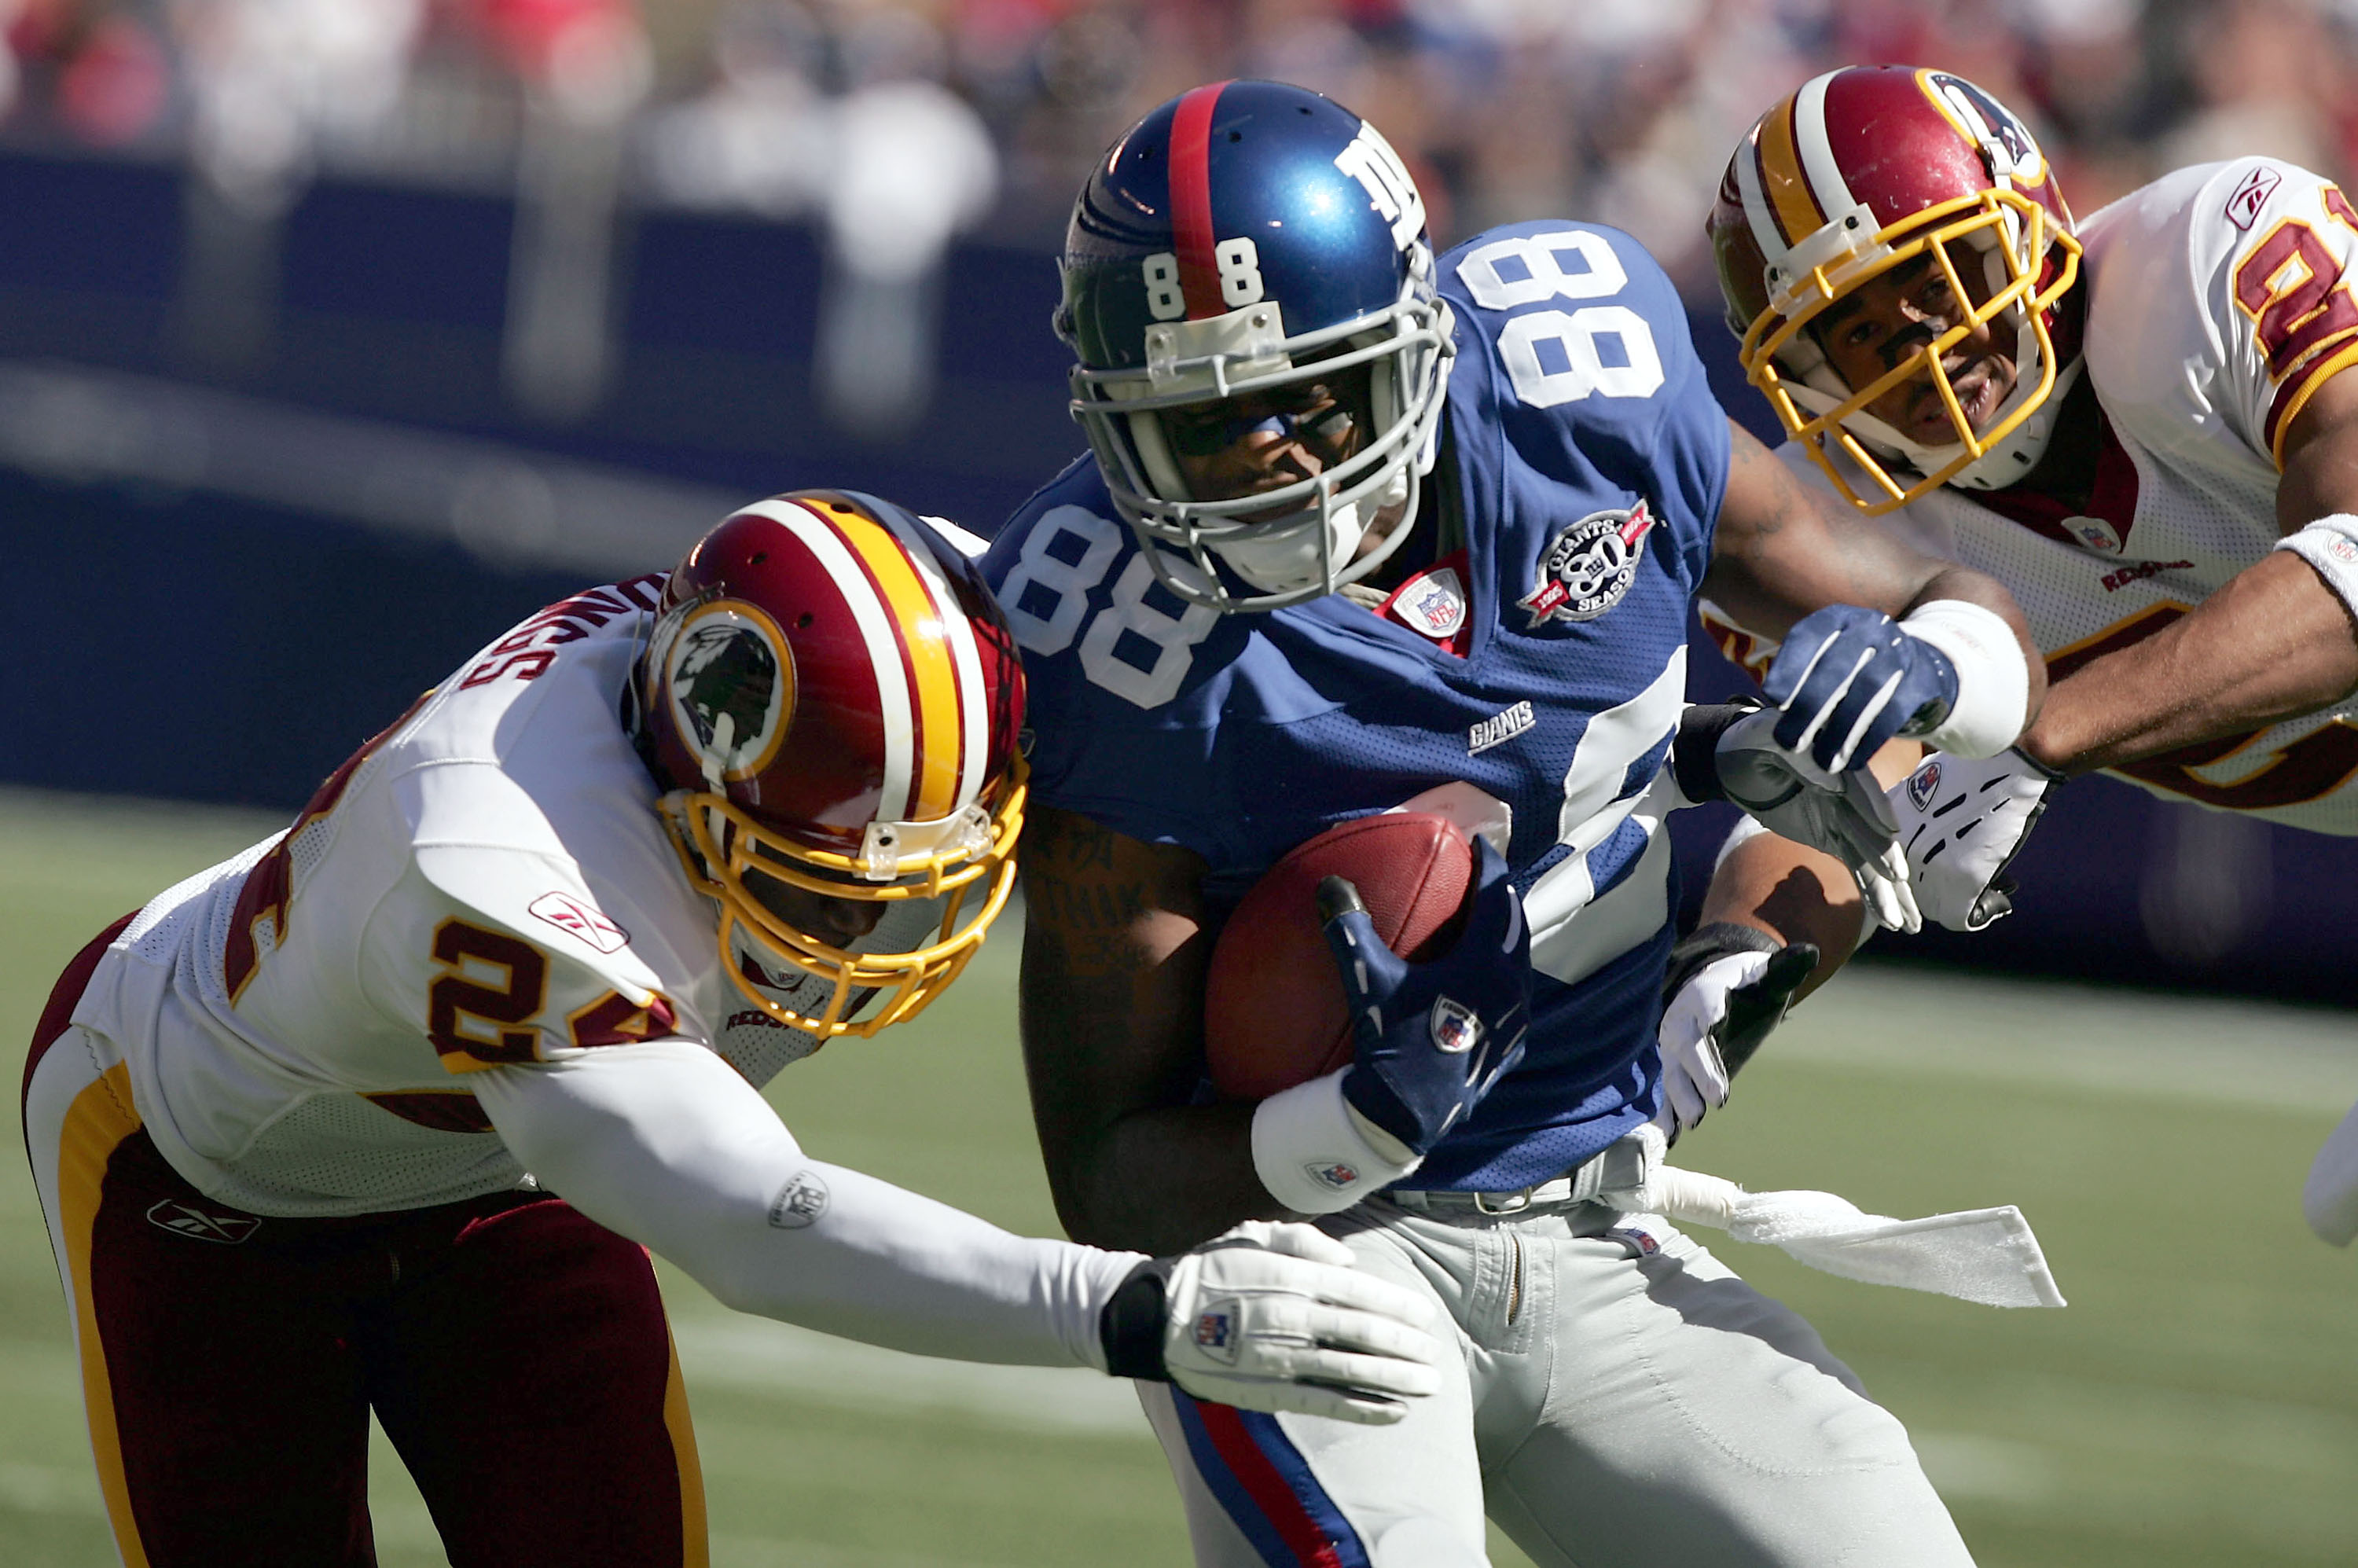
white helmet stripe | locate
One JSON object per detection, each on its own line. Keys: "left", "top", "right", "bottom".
{"left": 864, "top": 498, "right": 993, "bottom": 814}
{"left": 740, "top": 496, "right": 918, "bottom": 821}
{"left": 1734, "top": 126, "right": 1784, "bottom": 266}
{"left": 1791, "top": 72, "right": 1857, "bottom": 230}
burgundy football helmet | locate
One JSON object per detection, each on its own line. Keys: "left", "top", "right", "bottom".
{"left": 1709, "top": 66, "right": 2084, "bottom": 512}
{"left": 637, "top": 490, "right": 1026, "bottom": 1037}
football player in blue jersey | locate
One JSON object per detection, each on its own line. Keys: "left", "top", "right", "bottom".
{"left": 982, "top": 80, "right": 2045, "bottom": 1567}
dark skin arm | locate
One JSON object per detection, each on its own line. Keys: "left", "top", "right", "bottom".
{"left": 2018, "top": 373, "right": 2358, "bottom": 773}
{"left": 1691, "top": 738, "right": 1923, "bottom": 998}
{"left": 1021, "top": 425, "right": 2037, "bottom": 1254}
{"left": 1017, "top": 803, "right": 1283, "bottom": 1254}
{"left": 1702, "top": 418, "right": 2048, "bottom": 734}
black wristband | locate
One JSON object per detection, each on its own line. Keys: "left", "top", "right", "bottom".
{"left": 1662, "top": 921, "right": 1783, "bottom": 1004}
{"left": 2006, "top": 745, "right": 2070, "bottom": 784}
{"left": 1669, "top": 701, "right": 1761, "bottom": 805}
{"left": 1099, "top": 1258, "right": 1175, "bottom": 1382}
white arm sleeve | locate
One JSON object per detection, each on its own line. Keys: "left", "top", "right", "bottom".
{"left": 472, "top": 1040, "right": 1144, "bottom": 1371}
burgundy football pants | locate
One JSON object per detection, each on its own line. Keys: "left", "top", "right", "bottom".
{"left": 22, "top": 919, "right": 707, "bottom": 1567}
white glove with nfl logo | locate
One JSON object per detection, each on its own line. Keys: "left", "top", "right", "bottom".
{"left": 1098, "top": 1221, "right": 1442, "bottom": 1423}
{"left": 1888, "top": 749, "right": 2059, "bottom": 932}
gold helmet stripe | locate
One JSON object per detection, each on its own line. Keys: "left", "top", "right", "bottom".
{"left": 867, "top": 503, "right": 995, "bottom": 816}
{"left": 740, "top": 496, "right": 921, "bottom": 821}
{"left": 822, "top": 500, "right": 968, "bottom": 825}
{"left": 1756, "top": 90, "right": 1827, "bottom": 250}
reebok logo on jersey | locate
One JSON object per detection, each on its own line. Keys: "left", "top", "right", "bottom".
{"left": 1519, "top": 502, "right": 1654, "bottom": 626}
{"left": 146, "top": 1199, "right": 260, "bottom": 1245}
{"left": 529, "top": 892, "right": 627, "bottom": 953}
{"left": 1470, "top": 700, "right": 1535, "bottom": 754}
{"left": 768, "top": 1170, "right": 831, "bottom": 1229}
{"left": 2226, "top": 166, "right": 2283, "bottom": 230}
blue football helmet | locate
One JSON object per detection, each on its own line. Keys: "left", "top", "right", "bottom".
{"left": 1056, "top": 79, "right": 1455, "bottom": 612}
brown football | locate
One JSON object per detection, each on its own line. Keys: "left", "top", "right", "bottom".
{"left": 1203, "top": 812, "right": 1477, "bottom": 1100}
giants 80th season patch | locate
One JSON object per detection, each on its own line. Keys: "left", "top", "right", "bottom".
{"left": 1519, "top": 501, "right": 1656, "bottom": 627}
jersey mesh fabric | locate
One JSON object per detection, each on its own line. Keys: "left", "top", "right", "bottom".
{"left": 986, "top": 219, "right": 1732, "bottom": 1192}
{"left": 189, "top": 1092, "right": 523, "bottom": 1210}
{"left": 1724, "top": 160, "right": 2358, "bottom": 834}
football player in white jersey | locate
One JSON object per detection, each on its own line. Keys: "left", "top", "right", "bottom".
{"left": 20, "top": 489, "right": 1453, "bottom": 1567}
{"left": 1672, "top": 66, "right": 2358, "bottom": 1239}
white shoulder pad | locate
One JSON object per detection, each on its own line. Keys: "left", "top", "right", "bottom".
{"left": 2084, "top": 159, "right": 2358, "bottom": 466}
{"left": 372, "top": 760, "right": 707, "bottom": 1075}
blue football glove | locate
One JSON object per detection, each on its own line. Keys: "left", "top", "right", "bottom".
{"left": 1763, "top": 605, "right": 1959, "bottom": 775}
{"left": 1317, "top": 838, "right": 1532, "bottom": 1156}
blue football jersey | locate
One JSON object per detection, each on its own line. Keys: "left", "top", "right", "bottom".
{"left": 984, "top": 222, "right": 1732, "bottom": 1192}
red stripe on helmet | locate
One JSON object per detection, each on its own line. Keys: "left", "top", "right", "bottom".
{"left": 1169, "top": 81, "right": 1229, "bottom": 320}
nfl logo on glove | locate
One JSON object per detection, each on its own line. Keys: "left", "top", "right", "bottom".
{"left": 1193, "top": 1308, "right": 1238, "bottom": 1363}
{"left": 1907, "top": 759, "right": 1942, "bottom": 813}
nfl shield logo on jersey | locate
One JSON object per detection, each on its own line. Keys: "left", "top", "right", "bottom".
{"left": 1907, "top": 758, "right": 1942, "bottom": 813}
{"left": 1519, "top": 502, "right": 1655, "bottom": 626}
{"left": 1398, "top": 566, "right": 1467, "bottom": 640}
{"left": 1429, "top": 997, "right": 1484, "bottom": 1056}
{"left": 2066, "top": 514, "right": 2125, "bottom": 554}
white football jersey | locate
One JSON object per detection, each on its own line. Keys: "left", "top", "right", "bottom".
{"left": 71, "top": 576, "right": 840, "bottom": 1217}
{"left": 1707, "top": 157, "right": 2358, "bottom": 833}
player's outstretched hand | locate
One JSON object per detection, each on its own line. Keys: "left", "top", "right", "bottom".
{"left": 1762, "top": 604, "right": 1960, "bottom": 774}
{"left": 1652, "top": 924, "right": 1819, "bottom": 1141}
{"left": 1319, "top": 837, "right": 1532, "bottom": 1157}
{"left": 1100, "top": 1221, "right": 1444, "bottom": 1423}
{"left": 1889, "top": 748, "right": 2060, "bottom": 931}
{"left": 1682, "top": 703, "right": 1919, "bottom": 932}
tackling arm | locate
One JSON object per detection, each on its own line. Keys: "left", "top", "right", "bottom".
{"left": 1702, "top": 419, "right": 2048, "bottom": 723}
{"left": 1017, "top": 803, "right": 1284, "bottom": 1254}
{"left": 1697, "top": 738, "right": 1926, "bottom": 980}
{"left": 476, "top": 1039, "right": 1135, "bottom": 1368}
{"left": 2018, "top": 373, "right": 2358, "bottom": 774}
{"left": 475, "top": 1041, "right": 1445, "bottom": 1423}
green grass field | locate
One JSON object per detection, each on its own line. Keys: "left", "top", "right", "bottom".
{"left": 4, "top": 786, "right": 2356, "bottom": 1566}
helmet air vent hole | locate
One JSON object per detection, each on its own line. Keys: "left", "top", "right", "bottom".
{"left": 750, "top": 552, "right": 767, "bottom": 565}
{"left": 1229, "top": 130, "right": 1242, "bottom": 142}
{"left": 797, "top": 612, "right": 814, "bottom": 628}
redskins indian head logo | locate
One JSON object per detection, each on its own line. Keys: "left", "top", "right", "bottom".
{"left": 664, "top": 600, "right": 795, "bottom": 789}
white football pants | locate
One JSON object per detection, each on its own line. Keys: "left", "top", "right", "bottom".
{"left": 1137, "top": 1194, "right": 1974, "bottom": 1568}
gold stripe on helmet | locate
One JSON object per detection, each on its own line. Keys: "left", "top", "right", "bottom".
{"left": 820, "top": 498, "right": 968, "bottom": 824}
{"left": 1756, "top": 93, "right": 1826, "bottom": 249}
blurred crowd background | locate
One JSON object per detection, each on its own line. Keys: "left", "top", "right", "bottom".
{"left": 4, "top": 0, "right": 2355, "bottom": 297}
{"left": 7, "top": 0, "right": 2358, "bottom": 998}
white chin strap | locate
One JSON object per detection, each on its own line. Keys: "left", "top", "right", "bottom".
{"left": 1204, "top": 460, "right": 1415, "bottom": 596}
{"left": 1210, "top": 500, "right": 1368, "bottom": 594}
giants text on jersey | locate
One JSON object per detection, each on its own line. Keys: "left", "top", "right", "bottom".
{"left": 986, "top": 221, "right": 1732, "bottom": 1192}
